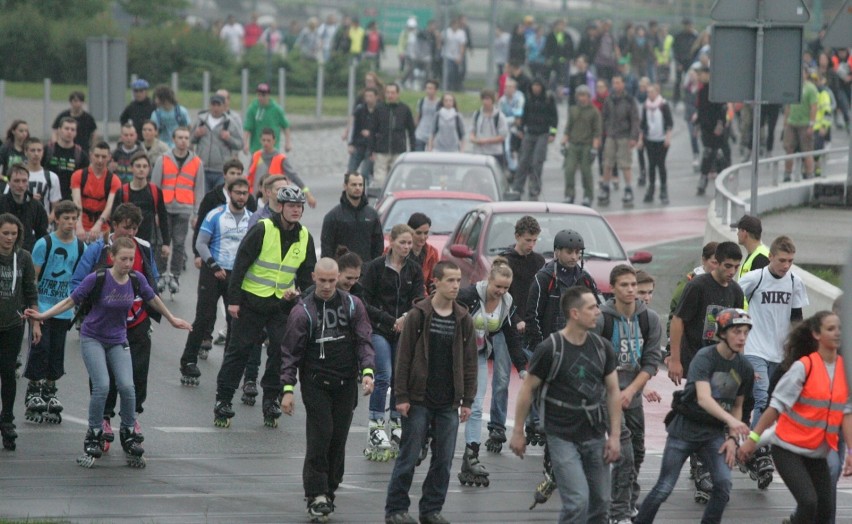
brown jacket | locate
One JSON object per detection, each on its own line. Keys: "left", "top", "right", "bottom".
{"left": 394, "top": 296, "right": 477, "bottom": 408}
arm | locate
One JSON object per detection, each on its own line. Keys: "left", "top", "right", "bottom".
{"left": 156, "top": 187, "right": 171, "bottom": 247}
{"left": 280, "top": 303, "right": 309, "bottom": 393}
{"left": 500, "top": 310, "right": 527, "bottom": 373}
{"left": 145, "top": 294, "right": 191, "bottom": 329}
{"left": 370, "top": 211, "right": 384, "bottom": 261}
{"left": 227, "top": 222, "right": 265, "bottom": 306}
{"left": 604, "top": 370, "right": 622, "bottom": 463}
{"left": 695, "top": 381, "right": 749, "bottom": 434}
{"left": 668, "top": 316, "right": 685, "bottom": 383}
{"left": 98, "top": 176, "right": 120, "bottom": 227}
{"left": 509, "top": 373, "right": 543, "bottom": 458}
{"left": 393, "top": 308, "right": 421, "bottom": 408}
{"left": 461, "top": 315, "right": 478, "bottom": 410}
{"left": 26, "top": 296, "right": 76, "bottom": 321}
{"left": 524, "top": 274, "right": 547, "bottom": 348}
{"left": 352, "top": 297, "right": 376, "bottom": 377}
{"left": 70, "top": 243, "right": 100, "bottom": 289}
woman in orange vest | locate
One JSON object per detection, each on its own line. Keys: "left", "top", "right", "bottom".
{"left": 738, "top": 310, "right": 852, "bottom": 524}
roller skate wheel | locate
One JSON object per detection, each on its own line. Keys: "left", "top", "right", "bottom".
{"left": 694, "top": 493, "right": 709, "bottom": 504}
{"left": 482, "top": 477, "right": 490, "bottom": 487}
{"left": 77, "top": 455, "right": 95, "bottom": 468}
{"left": 241, "top": 395, "right": 256, "bottom": 406}
{"left": 198, "top": 350, "right": 209, "bottom": 360}
{"left": 25, "top": 412, "right": 43, "bottom": 423}
{"left": 214, "top": 417, "right": 231, "bottom": 428}
{"left": 264, "top": 418, "right": 279, "bottom": 428}
{"left": 127, "top": 455, "right": 147, "bottom": 468}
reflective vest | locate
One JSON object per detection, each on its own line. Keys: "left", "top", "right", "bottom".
{"left": 241, "top": 218, "right": 308, "bottom": 298}
{"left": 161, "top": 155, "right": 202, "bottom": 206}
{"left": 814, "top": 88, "right": 833, "bottom": 133}
{"left": 248, "top": 150, "right": 287, "bottom": 193}
{"left": 739, "top": 243, "right": 770, "bottom": 279}
{"left": 776, "top": 354, "right": 848, "bottom": 451}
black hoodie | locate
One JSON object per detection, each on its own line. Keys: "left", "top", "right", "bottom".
{"left": 0, "top": 192, "right": 48, "bottom": 252}
{"left": 520, "top": 81, "right": 558, "bottom": 136}
{"left": 320, "top": 192, "right": 383, "bottom": 262}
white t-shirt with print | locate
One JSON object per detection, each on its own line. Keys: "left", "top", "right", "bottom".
{"left": 739, "top": 267, "right": 809, "bottom": 362}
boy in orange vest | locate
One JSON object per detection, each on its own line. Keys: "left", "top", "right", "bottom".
{"left": 247, "top": 128, "right": 316, "bottom": 208}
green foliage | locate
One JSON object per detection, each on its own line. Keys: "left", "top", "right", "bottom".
{"left": 238, "top": 48, "right": 373, "bottom": 97}
{"left": 0, "top": 0, "right": 108, "bottom": 18}
{"left": 117, "top": 0, "right": 190, "bottom": 25}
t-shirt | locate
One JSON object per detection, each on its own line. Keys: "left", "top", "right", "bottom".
{"left": 244, "top": 100, "right": 290, "bottom": 154}
{"left": 424, "top": 312, "right": 456, "bottom": 409}
{"left": 71, "top": 269, "right": 155, "bottom": 346}
{"left": 220, "top": 23, "right": 245, "bottom": 55}
{"left": 442, "top": 27, "right": 467, "bottom": 61}
{"left": 414, "top": 97, "right": 440, "bottom": 142}
{"left": 113, "top": 184, "right": 165, "bottom": 245}
{"left": 31, "top": 233, "right": 82, "bottom": 320}
{"left": 787, "top": 81, "right": 819, "bottom": 126}
{"left": 673, "top": 273, "right": 745, "bottom": 371}
{"left": 529, "top": 332, "right": 617, "bottom": 442}
{"left": 151, "top": 105, "right": 191, "bottom": 147}
{"left": 70, "top": 168, "right": 121, "bottom": 231}
{"left": 199, "top": 205, "right": 251, "bottom": 270}
{"left": 667, "top": 345, "right": 754, "bottom": 442}
{"left": 52, "top": 110, "right": 97, "bottom": 152}
{"left": 473, "top": 301, "right": 502, "bottom": 350}
{"left": 111, "top": 143, "right": 142, "bottom": 184}
{"left": 44, "top": 143, "right": 89, "bottom": 200}
{"left": 739, "top": 267, "right": 809, "bottom": 363}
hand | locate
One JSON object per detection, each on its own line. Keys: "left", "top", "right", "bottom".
{"left": 219, "top": 130, "right": 230, "bottom": 141}
{"left": 108, "top": 160, "right": 118, "bottom": 172}
{"left": 31, "top": 321, "right": 42, "bottom": 345}
{"left": 668, "top": 359, "right": 684, "bottom": 385}
{"left": 727, "top": 418, "right": 749, "bottom": 437}
{"left": 560, "top": 136, "right": 568, "bottom": 146}
{"left": 509, "top": 430, "right": 527, "bottom": 458}
{"left": 24, "top": 308, "right": 44, "bottom": 322}
{"left": 844, "top": 453, "right": 852, "bottom": 476}
{"left": 195, "top": 126, "right": 207, "bottom": 137}
{"left": 619, "top": 388, "right": 636, "bottom": 410}
{"left": 214, "top": 269, "right": 227, "bottom": 280}
{"left": 737, "top": 438, "right": 757, "bottom": 463}
{"left": 32, "top": 192, "right": 43, "bottom": 201}
{"left": 161, "top": 245, "right": 171, "bottom": 258}
{"left": 282, "top": 393, "right": 295, "bottom": 415}
{"left": 285, "top": 142, "right": 292, "bottom": 152}
{"left": 191, "top": 216, "right": 197, "bottom": 228}
{"left": 459, "top": 406, "right": 471, "bottom": 422}
{"left": 243, "top": 144, "right": 249, "bottom": 154}
{"left": 643, "top": 389, "right": 662, "bottom": 403}
{"left": 516, "top": 320, "right": 526, "bottom": 334}
{"left": 603, "top": 435, "right": 621, "bottom": 464}
{"left": 341, "top": 130, "right": 349, "bottom": 141}
{"left": 194, "top": 256, "right": 202, "bottom": 269}
{"left": 370, "top": 153, "right": 376, "bottom": 161}
{"left": 635, "top": 140, "right": 643, "bottom": 150}
{"left": 170, "top": 317, "right": 193, "bottom": 330}
{"left": 361, "top": 129, "right": 370, "bottom": 137}
{"left": 664, "top": 138, "right": 671, "bottom": 148}
{"left": 719, "top": 438, "right": 738, "bottom": 469}
{"left": 396, "top": 402, "right": 410, "bottom": 417}
{"left": 306, "top": 193, "right": 317, "bottom": 209}
{"left": 228, "top": 305, "right": 240, "bottom": 318}
{"left": 347, "top": 145, "right": 355, "bottom": 154}
{"left": 393, "top": 315, "right": 406, "bottom": 333}
{"left": 76, "top": 225, "right": 87, "bottom": 241}
{"left": 361, "top": 375, "right": 374, "bottom": 396}
{"left": 283, "top": 288, "right": 300, "bottom": 301}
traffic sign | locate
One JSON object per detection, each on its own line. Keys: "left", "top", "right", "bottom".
{"left": 711, "top": 0, "right": 810, "bottom": 23}
{"left": 823, "top": 0, "right": 851, "bottom": 47}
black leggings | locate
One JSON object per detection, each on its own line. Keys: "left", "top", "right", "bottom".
{"left": 644, "top": 141, "right": 668, "bottom": 189}
{"left": 772, "top": 444, "right": 834, "bottom": 524}
{"left": 0, "top": 324, "right": 26, "bottom": 423}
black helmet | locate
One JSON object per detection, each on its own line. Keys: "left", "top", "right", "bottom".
{"left": 553, "top": 229, "right": 585, "bottom": 251}
{"left": 715, "top": 308, "right": 752, "bottom": 334}
{"left": 276, "top": 185, "right": 306, "bottom": 204}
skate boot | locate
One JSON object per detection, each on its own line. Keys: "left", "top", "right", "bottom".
{"left": 643, "top": 187, "right": 654, "bottom": 203}
{"left": 389, "top": 417, "right": 402, "bottom": 458}
{"left": 0, "top": 422, "right": 17, "bottom": 451}
{"left": 168, "top": 274, "right": 180, "bottom": 296}
{"left": 581, "top": 195, "right": 592, "bottom": 207}
{"left": 484, "top": 427, "right": 507, "bottom": 453}
{"left": 41, "top": 382, "right": 63, "bottom": 424}
{"left": 597, "top": 182, "right": 611, "bottom": 205}
{"left": 214, "top": 400, "right": 235, "bottom": 428}
{"left": 24, "top": 380, "right": 47, "bottom": 423}
{"left": 306, "top": 494, "right": 333, "bottom": 523}
{"left": 180, "top": 363, "right": 201, "bottom": 386}
{"left": 213, "top": 329, "right": 227, "bottom": 346}
{"left": 101, "top": 418, "right": 114, "bottom": 452}
{"left": 525, "top": 424, "right": 546, "bottom": 446}
{"left": 364, "top": 418, "right": 393, "bottom": 461}
{"left": 529, "top": 445, "right": 556, "bottom": 510}
{"left": 691, "top": 457, "right": 712, "bottom": 504}
{"left": 457, "top": 442, "right": 490, "bottom": 487}
{"left": 262, "top": 397, "right": 282, "bottom": 428}
{"left": 120, "top": 426, "right": 146, "bottom": 468}
{"left": 696, "top": 174, "right": 709, "bottom": 196}
{"left": 241, "top": 380, "right": 258, "bottom": 406}
{"left": 133, "top": 418, "right": 144, "bottom": 443}
{"left": 77, "top": 427, "right": 104, "bottom": 467}
{"left": 746, "top": 445, "right": 774, "bottom": 490}
{"left": 156, "top": 275, "right": 168, "bottom": 294}
{"left": 659, "top": 185, "right": 669, "bottom": 205}
{"left": 622, "top": 185, "right": 634, "bottom": 205}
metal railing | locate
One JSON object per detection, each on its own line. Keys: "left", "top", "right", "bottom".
{"left": 714, "top": 146, "right": 850, "bottom": 225}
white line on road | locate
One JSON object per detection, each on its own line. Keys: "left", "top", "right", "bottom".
{"left": 154, "top": 426, "right": 255, "bottom": 433}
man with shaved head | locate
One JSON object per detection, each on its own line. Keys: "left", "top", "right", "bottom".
{"left": 280, "top": 257, "right": 376, "bottom": 521}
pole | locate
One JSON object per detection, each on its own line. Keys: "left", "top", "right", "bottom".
{"left": 441, "top": 1, "right": 449, "bottom": 91}
{"left": 202, "top": 70, "right": 210, "bottom": 110}
{"left": 241, "top": 68, "right": 249, "bottom": 117}
{"left": 101, "top": 36, "right": 109, "bottom": 141}
{"left": 278, "top": 67, "right": 286, "bottom": 112}
{"left": 347, "top": 59, "right": 357, "bottom": 116}
{"left": 171, "top": 72, "right": 179, "bottom": 98}
{"left": 485, "top": 0, "right": 497, "bottom": 88}
{"left": 43, "top": 78, "right": 52, "bottom": 142}
{"left": 750, "top": 2, "right": 765, "bottom": 216}
{"left": 316, "top": 60, "right": 325, "bottom": 118}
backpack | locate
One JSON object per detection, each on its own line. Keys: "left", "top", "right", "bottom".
{"left": 157, "top": 106, "right": 189, "bottom": 128}
{"left": 80, "top": 168, "right": 114, "bottom": 204}
{"left": 472, "top": 109, "right": 501, "bottom": 135}
{"left": 69, "top": 268, "right": 141, "bottom": 329}
{"left": 121, "top": 182, "right": 160, "bottom": 216}
{"left": 601, "top": 309, "right": 651, "bottom": 350}
{"left": 37, "top": 234, "right": 85, "bottom": 282}
{"left": 546, "top": 267, "right": 601, "bottom": 304}
{"left": 433, "top": 112, "right": 465, "bottom": 141}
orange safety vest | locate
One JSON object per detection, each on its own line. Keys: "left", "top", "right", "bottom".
{"left": 776, "top": 354, "right": 848, "bottom": 451}
{"left": 248, "top": 150, "right": 287, "bottom": 191}
{"left": 161, "top": 155, "right": 202, "bottom": 206}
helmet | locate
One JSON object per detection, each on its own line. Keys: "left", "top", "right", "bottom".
{"left": 276, "top": 185, "right": 306, "bottom": 205}
{"left": 130, "top": 79, "right": 150, "bottom": 90}
{"left": 553, "top": 229, "right": 585, "bottom": 251}
{"left": 715, "top": 308, "right": 752, "bottom": 334}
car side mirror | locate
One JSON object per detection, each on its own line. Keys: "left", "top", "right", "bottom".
{"left": 629, "top": 250, "right": 653, "bottom": 264}
{"left": 449, "top": 244, "right": 475, "bottom": 259}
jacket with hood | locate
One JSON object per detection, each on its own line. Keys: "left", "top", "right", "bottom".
{"left": 431, "top": 107, "right": 465, "bottom": 152}
{"left": 394, "top": 296, "right": 478, "bottom": 409}
{"left": 0, "top": 192, "right": 48, "bottom": 253}
{"left": 190, "top": 110, "right": 244, "bottom": 172}
{"left": 525, "top": 260, "right": 600, "bottom": 348}
{"left": 370, "top": 101, "right": 416, "bottom": 155}
{"left": 457, "top": 281, "right": 527, "bottom": 373}
{"left": 320, "top": 192, "right": 383, "bottom": 263}
{"left": 602, "top": 90, "right": 640, "bottom": 140}
{"left": 359, "top": 253, "right": 425, "bottom": 340}
{"left": 520, "top": 80, "right": 558, "bottom": 136}
{"left": 0, "top": 247, "right": 38, "bottom": 330}
{"left": 594, "top": 298, "right": 663, "bottom": 409}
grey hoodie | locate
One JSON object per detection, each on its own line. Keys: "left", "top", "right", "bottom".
{"left": 190, "top": 111, "right": 243, "bottom": 172}
{"left": 594, "top": 298, "right": 663, "bottom": 409}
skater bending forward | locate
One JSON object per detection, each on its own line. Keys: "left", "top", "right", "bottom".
{"left": 280, "top": 257, "right": 376, "bottom": 522}
{"left": 26, "top": 237, "right": 191, "bottom": 467}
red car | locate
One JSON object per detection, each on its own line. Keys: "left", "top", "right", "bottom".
{"left": 441, "top": 202, "right": 652, "bottom": 295}
{"left": 376, "top": 190, "right": 493, "bottom": 253}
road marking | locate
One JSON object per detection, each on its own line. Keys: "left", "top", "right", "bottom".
{"left": 153, "top": 426, "right": 255, "bottom": 433}
{"left": 337, "top": 482, "right": 385, "bottom": 493}
{"left": 61, "top": 414, "right": 89, "bottom": 426}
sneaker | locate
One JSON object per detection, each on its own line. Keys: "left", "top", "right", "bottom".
{"left": 420, "top": 513, "right": 451, "bottom": 524}
{"left": 385, "top": 512, "right": 418, "bottom": 524}
{"left": 622, "top": 186, "right": 634, "bottom": 204}
{"left": 168, "top": 275, "right": 180, "bottom": 294}
{"left": 581, "top": 196, "right": 591, "bottom": 207}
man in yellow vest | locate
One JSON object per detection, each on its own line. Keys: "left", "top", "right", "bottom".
{"left": 733, "top": 215, "right": 769, "bottom": 280}
{"left": 150, "top": 127, "right": 205, "bottom": 295}
{"left": 214, "top": 185, "right": 316, "bottom": 428}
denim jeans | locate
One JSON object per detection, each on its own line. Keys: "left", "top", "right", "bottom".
{"left": 23, "top": 318, "right": 71, "bottom": 381}
{"left": 385, "top": 404, "right": 460, "bottom": 518}
{"left": 414, "top": 140, "right": 428, "bottom": 152}
{"left": 80, "top": 336, "right": 136, "bottom": 430}
{"left": 369, "top": 334, "right": 399, "bottom": 421}
{"left": 605, "top": 406, "right": 635, "bottom": 521}
{"left": 465, "top": 349, "right": 489, "bottom": 443}
{"left": 513, "top": 132, "right": 549, "bottom": 198}
{"left": 547, "top": 434, "right": 611, "bottom": 524}
{"left": 744, "top": 355, "right": 778, "bottom": 427}
{"left": 635, "top": 433, "right": 732, "bottom": 524}
{"left": 488, "top": 332, "right": 510, "bottom": 432}
{"left": 624, "top": 404, "right": 646, "bottom": 512}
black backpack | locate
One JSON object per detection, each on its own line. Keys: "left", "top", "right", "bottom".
{"left": 69, "top": 268, "right": 141, "bottom": 330}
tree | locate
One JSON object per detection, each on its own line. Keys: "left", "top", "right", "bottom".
{"left": 0, "top": 0, "right": 108, "bottom": 18}
{"left": 117, "top": 0, "right": 190, "bottom": 25}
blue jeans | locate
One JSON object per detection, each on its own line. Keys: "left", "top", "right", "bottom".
{"left": 80, "top": 336, "right": 136, "bottom": 430}
{"left": 465, "top": 349, "right": 489, "bottom": 443}
{"left": 744, "top": 355, "right": 778, "bottom": 427}
{"left": 827, "top": 440, "right": 845, "bottom": 524}
{"left": 385, "top": 404, "right": 460, "bottom": 517}
{"left": 488, "top": 333, "right": 511, "bottom": 432}
{"left": 635, "top": 433, "right": 732, "bottom": 524}
{"left": 369, "top": 334, "right": 399, "bottom": 421}
{"left": 347, "top": 147, "right": 374, "bottom": 182}
{"left": 414, "top": 139, "right": 427, "bottom": 152}
{"left": 204, "top": 169, "right": 224, "bottom": 193}
{"left": 548, "top": 435, "right": 611, "bottom": 524}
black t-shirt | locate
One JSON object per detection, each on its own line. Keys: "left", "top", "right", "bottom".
{"left": 502, "top": 247, "right": 545, "bottom": 321}
{"left": 52, "top": 110, "right": 98, "bottom": 152}
{"left": 44, "top": 143, "right": 89, "bottom": 200}
{"left": 673, "top": 273, "right": 744, "bottom": 371}
{"left": 529, "top": 332, "right": 617, "bottom": 442}
{"left": 424, "top": 311, "right": 456, "bottom": 409}
{"left": 113, "top": 184, "right": 167, "bottom": 245}
{"left": 667, "top": 345, "right": 753, "bottom": 442}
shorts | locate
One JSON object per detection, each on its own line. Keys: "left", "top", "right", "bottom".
{"left": 783, "top": 124, "right": 814, "bottom": 153}
{"left": 603, "top": 137, "right": 633, "bottom": 170}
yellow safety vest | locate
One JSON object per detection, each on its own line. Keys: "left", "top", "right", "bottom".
{"left": 241, "top": 219, "right": 309, "bottom": 298}
{"left": 739, "top": 243, "right": 770, "bottom": 310}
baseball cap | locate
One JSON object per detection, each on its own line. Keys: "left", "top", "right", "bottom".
{"left": 732, "top": 215, "right": 762, "bottom": 237}
{"left": 131, "top": 79, "right": 149, "bottom": 90}
{"left": 210, "top": 94, "right": 225, "bottom": 105}
{"left": 407, "top": 17, "right": 417, "bottom": 28}
{"left": 256, "top": 83, "right": 271, "bottom": 94}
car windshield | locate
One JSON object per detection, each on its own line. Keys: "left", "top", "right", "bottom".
{"left": 385, "top": 163, "right": 500, "bottom": 201}
{"left": 383, "top": 198, "right": 484, "bottom": 235}
{"left": 484, "top": 212, "right": 627, "bottom": 260}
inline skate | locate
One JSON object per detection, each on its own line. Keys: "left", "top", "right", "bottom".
{"left": 24, "top": 380, "right": 46, "bottom": 423}
{"left": 77, "top": 427, "right": 104, "bottom": 467}
{"left": 41, "top": 381, "right": 63, "bottom": 424}
{"left": 744, "top": 445, "right": 774, "bottom": 490}
{"left": 529, "top": 444, "right": 556, "bottom": 509}
{"left": 241, "top": 380, "right": 258, "bottom": 406}
{"left": 389, "top": 417, "right": 402, "bottom": 459}
{"left": 525, "top": 424, "right": 546, "bottom": 446}
{"left": 214, "top": 400, "right": 235, "bottom": 428}
{"left": 457, "top": 442, "right": 489, "bottom": 487}
{"left": 0, "top": 422, "right": 17, "bottom": 450}
{"left": 691, "top": 455, "right": 712, "bottom": 504}
{"left": 180, "top": 363, "right": 201, "bottom": 386}
{"left": 101, "top": 418, "right": 114, "bottom": 452}
{"left": 120, "top": 426, "right": 146, "bottom": 468}
{"left": 484, "top": 427, "right": 506, "bottom": 453}
{"left": 364, "top": 418, "right": 392, "bottom": 461}
{"left": 306, "top": 494, "right": 333, "bottom": 523}
{"left": 262, "top": 397, "right": 282, "bottom": 428}
{"left": 199, "top": 337, "right": 212, "bottom": 360}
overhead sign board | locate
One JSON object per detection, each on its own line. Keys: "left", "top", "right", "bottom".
{"left": 822, "top": 0, "right": 851, "bottom": 47}
{"left": 710, "top": 0, "right": 810, "bottom": 23}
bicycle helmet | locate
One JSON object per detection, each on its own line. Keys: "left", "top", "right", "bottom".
{"left": 715, "top": 308, "right": 752, "bottom": 334}
{"left": 276, "top": 185, "right": 306, "bottom": 205}
{"left": 553, "top": 229, "right": 585, "bottom": 251}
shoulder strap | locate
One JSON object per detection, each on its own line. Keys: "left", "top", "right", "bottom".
{"left": 37, "top": 235, "right": 53, "bottom": 282}
{"left": 418, "top": 97, "right": 424, "bottom": 117}
{"left": 456, "top": 114, "right": 464, "bottom": 140}
{"left": 149, "top": 183, "right": 159, "bottom": 215}
{"left": 80, "top": 168, "right": 89, "bottom": 194}
{"left": 122, "top": 183, "right": 131, "bottom": 203}
{"left": 473, "top": 109, "right": 481, "bottom": 131}
{"left": 493, "top": 112, "right": 500, "bottom": 129}
{"left": 588, "top": 332, "right": 607, "bottom": 368}
{"left": 70, "top": 268, "right": 109, "bottom": 328}
{"left": 638, "top": 309, "right": 650, "bottom": 344}
{"left": 72, "top": 238, "right": 85, "bottom": 274}
{"left": 601, "top": 312, "right": 614, "bottom": 341}
{"left": 545, "top": 332, "right": 564, "bottom": 384}
{"left": 74, "top": 145, "right": 82, "bottom": 167}
{"left": 104, "top": 173, "right": 113, "bottom": 198}
{"left": 129, "top": 270, "right": 142, "bottom": 298}
{"left": 746, "top": 267, "right": 766, "bottom": 303}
